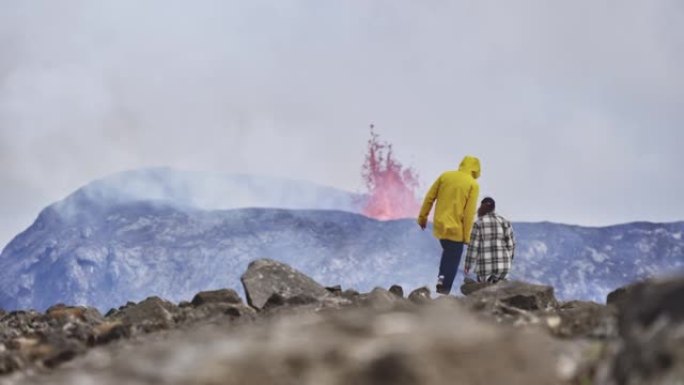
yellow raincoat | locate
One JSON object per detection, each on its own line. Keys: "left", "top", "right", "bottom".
{"left": 417, "top": 156, "right": 481, "bottom": 243}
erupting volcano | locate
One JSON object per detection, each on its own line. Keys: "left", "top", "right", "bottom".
{"left": 361, "top": 126, "right": 421, "bottom": 220}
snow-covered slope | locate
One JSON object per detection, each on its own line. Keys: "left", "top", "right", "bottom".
{"left": 0, "top": 169, "right": 681, "bottom": 311}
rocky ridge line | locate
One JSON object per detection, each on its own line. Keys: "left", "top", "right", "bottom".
{"left": 0, "top": 258, "right": 680, "bottom": 385}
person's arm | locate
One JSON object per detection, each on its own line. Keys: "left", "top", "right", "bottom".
{"left": 464, "top": 221, "right": 480, "bottom": 273}
{"left": 462, "top": 182, "right": 480, "bottom": 243}
{"left": 417, "top": 176, "right": 441, "bottom": 229}
{"left": 505, "top": 221, "right": 516, "bottom": 260}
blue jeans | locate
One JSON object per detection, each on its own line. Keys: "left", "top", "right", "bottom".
{"left": 438, "top": 240, "right": 465, "bottom": 293}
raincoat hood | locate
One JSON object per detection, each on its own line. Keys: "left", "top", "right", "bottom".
{"left": 458, "top": 156, "right": 481, "bottom": 179}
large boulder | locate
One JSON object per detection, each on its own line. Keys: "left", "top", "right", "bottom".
{"left": 109, "top": 296, "right": 178, "bottom": 332}
{"left": 356, "top": 287, "right": 401, "bottom": 310}
{"left": 178, "top": 302, "right": 257, "bottom": 324}
{"left": 550, "top": 301, "right": 618, "bottom": 339}
{"left": 468, "top": 281, "right": 558, "bottom": 311}
{"left": 606, "top": 282, "right": 641, "bottom": 307}
{"left": 388, "top": 285, "right": 404, "bottom": 298}
{"left": 460, "top": 277, "right": 494, "bottom": 296}
{"left": 45, "top": 305, "right": 104, "bottom": 325}
{"left": 190, "top": 289, "right": 242, "bottom": 307}
{"left": 609, "top": 275, "right": 684, "bottom": 385}
{"left": 408, "top": 287, "right": 431, "bottom": 304}
{"left": 241, "top": 259, "right": 330, "bottom": 310}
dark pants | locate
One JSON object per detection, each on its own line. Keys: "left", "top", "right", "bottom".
{"left": 438, "top": 240, "right": 465, "bottom": 293}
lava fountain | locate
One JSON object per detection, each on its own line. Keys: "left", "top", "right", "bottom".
{"left": 361, "top": 126, "right": 421, "bottom": 220}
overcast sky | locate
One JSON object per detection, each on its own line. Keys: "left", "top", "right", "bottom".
{"left": 1, "top": 0, "right": 683, "bottom": 249}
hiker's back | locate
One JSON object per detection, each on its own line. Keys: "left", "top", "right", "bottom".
{"left": 431, "top": 169, "right": 479, "bottom": 241}
{"left": 435, "top": 170, "right": 476, "bottom": 212}
{"left": 479, "top": 213, "right": 514, "bottom": 257}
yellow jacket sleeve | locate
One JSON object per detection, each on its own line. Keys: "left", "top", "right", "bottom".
{"left": 418, "top": 176, "right": 441, "bottom": 223}
{"left": 462, "top": 182, "right": 479, "bottom": 244}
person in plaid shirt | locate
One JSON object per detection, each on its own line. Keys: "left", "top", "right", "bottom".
{"left": 464, "top": 197, "right": 515, "bottom": 283}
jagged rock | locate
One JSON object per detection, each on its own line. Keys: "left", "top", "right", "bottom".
{"left": 460, "top": 277, "right": 494, "bottom": 296}
{"left": 389, "top": 285, "right": 404, "bottom": 298}
{"left": 59, "top": 320, "right": 98, "bottom": 344}
{"left": 262, "top": 293, "right": 320, "bottom": 310}
{"left": 110, "top": 296, "right": 178, "bottom": 332}
{"left": 6, "top": 337, "right": 39, "bottom": 352}
{"left": 606, "top": 282, "right": 640, "bottom": 306}
{"left": 190, "top": 289, "right": 242, "bottom": 307}
{"left": 3, "top": 272, "right": 679, "bottom": 384}
{"left": 408, "top": 287, "right": 431, "bottom": 304}
{"left": 105, "top": 302, "right": 136, "bottom": 318}
{"left": 609, "top": 275, "right": 684, "bottom": 385}
{"left": 223, "top": 305, "right": 256, "bottom": 319}
{"left": 45, "top": 305, "right": 104, "bottom": 325}
{"left": 17, "top": 298, "right": 570, "bottom": 385}
{"left": 550, "top": 301, "right": 618, "bottom": 338}
{"left": 32, "top": 334, "right": 87, "bottom": 369}
{"left": 326, "top": 285, "right": 343, "bottom": 295}
{"left": 7, "top": 333, "right": 86, "bottom": 370}
{"left": 469, "top": 281, "right": 558, "bottom": 311}
{"left": 341, "top": 289, "right": 360, "bottom": 300}
{"left": 0, "top": 311, "right": 50, "bottom": 339}
{"left": 176, "top": 302, "right": 256, "bottom": 325}
{"left": 240, "top": 259, "right": 330, "bottom": 310}
{"left": 356, "top": 288, "right": 399, "bottom": 310}
{"left": 0, "top": 308, "right": 6, "bottom": 318}
{"left": 0, "top": 352, "right": 23, "bottom": 375}
{"left": 88, "top": 321, "right": 131, "bottom": 346}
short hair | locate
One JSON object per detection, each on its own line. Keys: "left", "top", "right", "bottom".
{"left": 481, "top": 197, "right": 495, "bottom": 209}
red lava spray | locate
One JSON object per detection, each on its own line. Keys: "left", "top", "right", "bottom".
{"left": 361, "top": 125, "right": 421, "bottom": 220}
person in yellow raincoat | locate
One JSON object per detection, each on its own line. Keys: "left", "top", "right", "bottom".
{"left": 417, "top": 156, "right": 481, "bottom": 294}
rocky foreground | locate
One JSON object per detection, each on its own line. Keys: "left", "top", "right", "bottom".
{"left": 0, "top": 259, "right": 681, "bottom": 385}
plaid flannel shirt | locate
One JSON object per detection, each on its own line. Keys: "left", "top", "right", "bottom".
{"left": 464, "top": 212, "right": 516, "bottom": 279}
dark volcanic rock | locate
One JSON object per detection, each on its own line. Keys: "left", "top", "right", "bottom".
{"left": 551, "top": 301, "right": 618, "bottom": 339}
{"left": 341, "top": 289, "right": 360, "bottom": 300}
{"left": 45, "top": 305, "right": 104, "bottom": 325}
{"left": 241, "top": 259, "right": 330, "bottom": 310}
{"left": 0, "top": 352, "right": 23, "bottom": 375}
{"left": 0, "top": 311, "right": 49, "bottom": 340}
{"left": 0, "top": 305, "right": 113, "bottom": 375}
{"left": 408, "top": 287, "right": 431, "bottom": 304}
{"left": 469, "top": 281, "right": 558, "bottom": 311}
{"left": 389, "top": 285, "right": 404, "bottom": 298}
{"left": 325, "top": 285, "right": 343, "bottom": 295}
{"left": 263, "top": 293, "right": 320, "bottom": 310}
{"left": 606, "top": 282, "right": 640, "bottom": 306}
{"left": 33, "top": 334, "right": 88, "bottom": 369}
{"left": 460, "top": 277, "right": 494, "bottom": 296}
{"left": 609, "top": 275, "right": 684, "bottom": 385}
{"left": 88, "top": 321, "right": 131, "bottom": 346}
{"left": 190, "top": 289, "right": 242, "bottom": 307}
{"left": 357, "top": 288, "right": 400, "bottom": 310}
{"left": 177, "top": 302, "right": 256, "bottom": 324}
{"left": 110, "top": 296, "right": 178, "bottom": 332}
{"left": 3, "top": 256, "right": 679, "bottom": 385}
{"left": 13, "top": 298, "right": 570, "bottom": 385}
